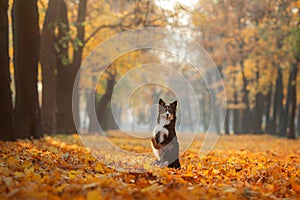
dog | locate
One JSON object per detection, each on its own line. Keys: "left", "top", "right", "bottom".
{"left": 151, "top": 98, "right": 180, "bottom": 169}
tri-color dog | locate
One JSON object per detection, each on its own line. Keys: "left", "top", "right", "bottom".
{"left": 151, "top": 98, "right": 180, "bottom": 169}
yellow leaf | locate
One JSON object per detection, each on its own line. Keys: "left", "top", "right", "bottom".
{"left": 68, "top": 170, "right": 79, "bottom": 179}
{"left": 24, "top": 166, "right": 35, "bottom": 174}
{"left": 87, "top": 190, "right": 102, "bottom": 200}
{"left": 13, "top": 171, "right": 24, "bottom": 178}
{"left": 183, "top": 165, "right": 194, "bottom": 177}
{"left": 56, "top": 184, "right": 68, "bottom": 192}
{"left": 95, "top": 164, "right": 105, "bottom": 173}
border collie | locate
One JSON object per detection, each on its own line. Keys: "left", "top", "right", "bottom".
{"left": 151, "top": 98, "right": 180, "bottom": 169}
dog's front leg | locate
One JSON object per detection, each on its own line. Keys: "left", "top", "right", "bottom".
{"left": 151, "top": 137, "right": 160, "bottom": 149}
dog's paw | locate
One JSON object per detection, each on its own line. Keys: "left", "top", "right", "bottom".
{"left": 161, "top": 161, "right": 169, "bottom": 167}
{"left": 151, "top": 160, "right": 168, "bottom": 167}
{"left": 150, "top": 160, "right": 161, "bottom": 166}
{"left": 151, "top": 137, "right": 156, "bottom": 145}
{"left": 151, "top": 137, "right": 161, "bottom": 149}
{"left": 151, "top": 137, "right": 157, "bottom": 148}
{"left": 151, "top": 160, "right": 160, "bottom": 165}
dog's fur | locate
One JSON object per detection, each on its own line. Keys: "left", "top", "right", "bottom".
{"left": 151, "top": 98, "right": 180, "bottom": 169}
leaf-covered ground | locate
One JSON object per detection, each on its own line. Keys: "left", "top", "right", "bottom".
{"left": 0, "top": 133, "right": 299, "bottom": 200}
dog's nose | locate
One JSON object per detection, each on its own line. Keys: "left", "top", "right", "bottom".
{"left": 166, "top": 113, "right": 169, "bottom": 118}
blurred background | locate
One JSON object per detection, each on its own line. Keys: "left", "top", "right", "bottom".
{"left": 0, "top": 0, "right": 299, "bottom": 140}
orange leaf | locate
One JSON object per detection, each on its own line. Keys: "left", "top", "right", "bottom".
{"left": 292, "top": 181, "right": 300, "bottom": 194}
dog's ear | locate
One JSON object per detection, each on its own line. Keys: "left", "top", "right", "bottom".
{"left": 159, "top": 98, "right": 166, "bottom": 106}
{"left": 171, "top": 100, "right": 177, "bottom": 108}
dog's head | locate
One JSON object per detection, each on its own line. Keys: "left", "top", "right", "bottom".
{"left": 157, "top": 98, "right": 177, "bottom": 125}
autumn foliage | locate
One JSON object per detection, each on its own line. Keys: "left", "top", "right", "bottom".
{"left": 0, "top": 133, "right": 299, "bottom": 199}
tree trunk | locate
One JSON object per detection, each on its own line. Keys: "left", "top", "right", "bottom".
{"left": 12, "top": 0, "right": 42, "bottom": 139}
{"left": 264, "top": 87, "right": 272, "bottom": 133}
{"left": 252, "top": 62, "right": 263, "bottom": 134}
{"left": 233, "top": 87, "right": 240, "bottom": 134}
{"left": 279, "top": 68, "right": 293, "bottom": 137}
{"left": 54, "top": 0, "right": 72, "bottom": 134}
{"left": 199, "top": 93, "right": 208, "bottom": 132}
{"left": 56, "top": 0, "right": 87, "bottom": 134}
{"left": 72, "top": 0, "right": 87, "bottom": 133}
{"left": 0, "top": 0, "right": 15, "bottom": 140}
{"left": 41, "top": 0, "right": 71, "bottom": 134}
{"left": 297, "top": 104, "right": 300, "bottom": 137}
{"left": 287, "top": 63, "right": 298, "bottom": 139}
{"left": 95, "top": 73, "right": 116, "bottom": 132}
{"left": 87, "top": 89, "right": 98, "bottom": 132}
{"left": 240, "top": 60, "right": 252, "bottom": 133}
{"left": 56, "top": 64, "right": 76, "bottom": 133}
{"left": 270, "top": 67, "right": 283, "bottom": 135}
{"left": 253, "top": 92, "right": 263, "bottom": 134}
{"left": 207, "top": 71, "right": 220, "bottom": 134}
{"left": 240, "top": 110, "right": 250, "bottom": 134}
{"left": 40, "top": 0, "right": 61, "bottom": 134}
{"left": 224, "top": 109, "right": 230, "bottom": 134}
{"left": 233, "top": 109, "right": 240, "bottom": 134}
{"left": 105, "top": 103, "right": 118, "bottom": 130}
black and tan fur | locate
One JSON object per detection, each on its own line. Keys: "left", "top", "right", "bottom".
{"left": 151, "top": 98, "right": 180, "bottom": 169}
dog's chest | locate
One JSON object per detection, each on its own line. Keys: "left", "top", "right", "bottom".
{"left": 152, "top": 135, "right": 177, "bottom": 160}
{"left": 152, "top": 143, "right": 174, "bottom": 160}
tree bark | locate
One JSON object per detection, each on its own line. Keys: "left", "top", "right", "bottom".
{"left": 207, "top": 71, "right": 220, "bottom": 134}
{"left": 252, "top": 62, "right": 263, "bottom": 134}
{"left": 72, "top": 0, "right": 87, "bottom": 133}
{"left": 56, "top": 64, "right": 76, "bottom": 134}
{"left": 54, "top": 0, "right": 74, "bottom": 134}
{"left": 264, "top": 87, "right": 272, "bottom": 133}
{"left": 270, "top": 67, "right": 283, "bottom": 135}
{"left": 87, "top": 89, "right": 98, "bottom": 132}
{"left": 279, "top": 67, "right": 293, "bottom": 137}
{"left": 95, "top": 73, "right": 116, "bottom": 132}
{"left": 40, "top": 0, "right": 61, "bottom": 134}
{"left": 199, "top": 93, "right": 208, "bottom": 132}
{"left": 233, "top": 87, "right": 240, "bottom": 134}
{"left": 41, "top": 0, "right": 71, "bottom": 134}
{"left": 40, "top": 0, "right": 87, "bottom": 134}
{"left": 12, "top": 0, "right": 42, "bottom": 139}
{"left": 0, "top": 0, "right": 15, "bottom": 140}
{"left": 297, "top": 104, "right": 300, "bottom": 137}
{"left": 240, "top": 110, "right": 249, "bottom": 134}
{"left": 253, "top": 92, "right": 263, "bottom": 134}
{"left": 56, "top": 0, "right": 87, "bottom": 134}
{"left": 233, "top": 109, "right": 240, "bottom": 134}
{"left": 240, "top": 60, "right": 252, "bottom": 133}
{"left": 224, "top": 109, "right": 230, "bottom": 134}
{"left": 287, "top": 63, "right": 298, "bottom": 139}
